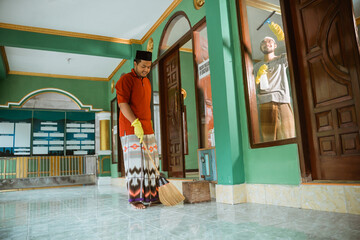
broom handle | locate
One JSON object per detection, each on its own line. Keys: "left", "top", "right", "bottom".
{"left": 142, "top": 142, "right": 161, "bottom": 176}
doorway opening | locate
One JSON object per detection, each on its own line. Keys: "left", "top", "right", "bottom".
{"left": 151, "top": 13, "right": 216, "bottom": 180}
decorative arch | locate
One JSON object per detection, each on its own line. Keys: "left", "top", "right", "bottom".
{"left": 158, "top": 11, "right": 192, "bottom": 57}
{"left": 0, "top": 88, "right": 102, "bottom": 111}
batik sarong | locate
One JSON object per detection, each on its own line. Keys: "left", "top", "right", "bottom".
{"left": 120, "top": 134, "right": 159, "bottom": 203}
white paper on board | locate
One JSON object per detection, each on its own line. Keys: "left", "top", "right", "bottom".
{"left": 0, "top": 122, "right": 14, "bottom": 134}
{"left": 14, "top": 123, "right": 31, "bottom": 147}
{"left": 0, "top": 136, "right": 14, "bottom": 147}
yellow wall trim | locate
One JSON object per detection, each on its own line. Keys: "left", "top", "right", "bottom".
{"left": 9, "top": 71, "right": 108, "bottom": 81}
{"left": 356, "top": 17, "right": 360, "bottom": 26}
{"left": 180, "top": 47, "right": 193, "bottom": 53}
{"left": 140, "top": 0, "right": 183, "bottom": 44}
{"left": 108, "top": 59, "right": 127, "bottom": 80}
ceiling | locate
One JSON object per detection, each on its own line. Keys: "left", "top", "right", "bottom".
{"left": 0, "top": 0, "right": 175, "bottom": 80}
{"left": 2, "top": 0, "right": 358, "bottom": 81}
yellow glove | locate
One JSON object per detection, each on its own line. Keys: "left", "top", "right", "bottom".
{"left": 255, "top": 64, "right": 268, "bottom": 84}
{"left": 131, "top": 118, "right": 144, "bottom": 143}
{"left": 269, "top": 22, "right": 284, "bottom": 41}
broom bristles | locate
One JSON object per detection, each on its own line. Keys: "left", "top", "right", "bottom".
{"left": 159, "top": 182, "right": 185, "bottom": 206}
{"left": 142, "top": 142, "right": 185, "bottom": 206}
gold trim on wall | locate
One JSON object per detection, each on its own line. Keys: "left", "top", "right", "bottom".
{"left": 140, "top": 0, "right": 183, "bottom": 43}
{"left": 18, "top": 91, "right": 82, "bottom": 109}
{"left": 111, "top": 79, "right": 115, "bottom": 93}
{"left": 179, "top": 47, "right": 193, "bottom": 53}
{"left": 194, "top": 0, "right": 205, "bottom": 10}
{"left": 147, "top": 38, "right": 154, "bottom": 52}
{"left": 356, "top": 17, "right": 360, "bottom": 26}
{"left": 0, "top": 46, "right": 9, "bottom": 73}
{"left": 9, "top": 71, "right": 108, "bottom": 81}
{"left": 108, "top": 59, "right": 127, "bottom": 80}
{"left": 245, "top": 0, "right": 281, "bottom": 15}
{"left": 0, "top": 22, "right": 137, "bottom": 44}
{"left": 100, "top": 156, "right": 111, "bottom": 174}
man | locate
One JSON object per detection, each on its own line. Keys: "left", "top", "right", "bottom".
{"left": 115, "top": 50, "right": 159, "bottom": 209}
{"left": 253, "top": 22, "right": 295, "bottom": 142}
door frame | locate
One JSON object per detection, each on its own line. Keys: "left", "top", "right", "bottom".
{"left": 159, "top": 48, "right": 185, "bottom": 177}
{"left": 154, "top": 14, "right": 207, "bottom": 175}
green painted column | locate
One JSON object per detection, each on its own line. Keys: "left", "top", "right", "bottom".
{"left": 206, "top": 0, "right": 245, "bottom": 185}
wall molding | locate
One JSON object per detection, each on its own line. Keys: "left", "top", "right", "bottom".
{"left": 0, "top": 88, "right": 103, "bottom": 111}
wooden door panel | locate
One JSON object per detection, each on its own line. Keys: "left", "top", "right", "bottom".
{"left": 161, "top": 50, "right": 185, "bottom": 178}
{"left": 291, "top": 0, "right": 360, "bottom": 180}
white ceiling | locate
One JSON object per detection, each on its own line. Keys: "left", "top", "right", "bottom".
{"left": 5, "top": 47, "right": 122, "bottom": 78}
{"left": 0, "top": 0, "right": 174, "bottom": 79}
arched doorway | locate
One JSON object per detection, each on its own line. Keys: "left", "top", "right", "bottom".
{"left": 154, "top": 13, "right": 214, "bottom": 178}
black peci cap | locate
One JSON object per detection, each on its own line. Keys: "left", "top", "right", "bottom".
{"left": 135, "top": 50, "right": 152, "bottom": 61}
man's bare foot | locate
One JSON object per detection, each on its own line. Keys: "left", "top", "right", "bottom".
{"left": 131, "top": 202, "right": 146, "bottom": 209}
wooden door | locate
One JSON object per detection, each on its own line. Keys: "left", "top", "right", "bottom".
{"left": 288, "top": 0, "right": 360, "bottom": 180}
{"left": 160, "top": 50, "right": 185, "bottom": 178}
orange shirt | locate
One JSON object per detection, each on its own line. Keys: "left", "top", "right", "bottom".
{"left": 115, "top": 69, "right": 153, "bottom": 137}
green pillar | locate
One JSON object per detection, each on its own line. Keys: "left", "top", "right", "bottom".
{"left": 206, "top": 0, "right": 245, "bottom": 185}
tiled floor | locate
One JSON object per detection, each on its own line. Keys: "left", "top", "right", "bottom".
{"left": 1, "top": 185, "right": 359, "bottom": 240}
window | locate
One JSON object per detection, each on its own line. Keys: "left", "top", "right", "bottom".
{"left": 159, "top": 14, "right": 191, "bottom": 56}
{"left": 238, "top": 0, "right": 296, "bottom": 146}
{"left": 150, "top": 64, "right": 162, "bottom": 156}
{"left": 193, "top": 22, "right": 215, "bottom": 148}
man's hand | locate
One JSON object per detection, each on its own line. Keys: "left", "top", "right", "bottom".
{"left": 255, "top": 64, "right": 268, "bottom": 84}
{"left": 131, "top": 118, "right": 144, "bottom": 143}
{"left": 269, "top": 22, "right": 284, "bottom": 41}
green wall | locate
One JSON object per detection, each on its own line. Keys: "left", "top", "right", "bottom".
{"left": 0, "top": 74, "right": 109, "bottom": 111}
{"left": 180, "top": 51, "right": 198, "bottom": 170}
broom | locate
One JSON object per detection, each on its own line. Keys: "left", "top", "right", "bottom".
{"left": 142, "top": 142, "right": 185, "bottom": 206}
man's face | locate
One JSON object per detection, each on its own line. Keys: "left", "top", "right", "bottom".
{"left": 260, "top": 38, "right": 277, "bottom": 54}
{"left": 134, "top": 60, "right": 152, "bottom": 78}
